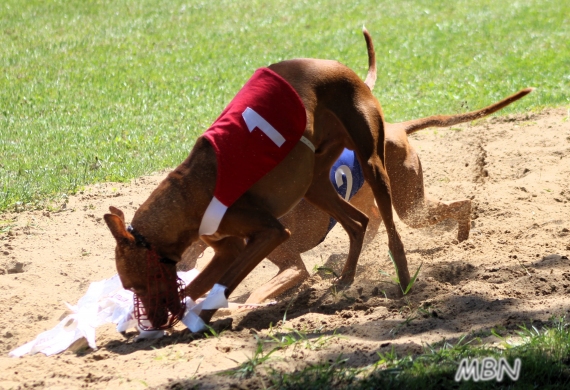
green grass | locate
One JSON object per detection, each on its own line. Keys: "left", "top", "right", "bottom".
{"left": 1, "top": 0, "right": 569, "bottom": 211}
{"left": 222, "top": 335, "right": 280, "bottom": 379}
{"left": 270, "top": 318, "right": 570, "bottom": 389}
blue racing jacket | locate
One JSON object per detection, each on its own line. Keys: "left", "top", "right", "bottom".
{"left": 326, "top": 148, "right": 365, "bottom": 232}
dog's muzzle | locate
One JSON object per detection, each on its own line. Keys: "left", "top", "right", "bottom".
{"left": 132, "top": 250, "right": 186, "bottom": 331}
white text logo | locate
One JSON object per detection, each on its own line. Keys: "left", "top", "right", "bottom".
{"left": 455, "top": 357, "right": 521, "bottom": 382}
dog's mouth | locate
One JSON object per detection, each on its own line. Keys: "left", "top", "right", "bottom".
{"left": 133, "top": 278, "right": 186, "bottom": 330}
{"left": 133, "top": 253, "right": 186, "bottom": 331}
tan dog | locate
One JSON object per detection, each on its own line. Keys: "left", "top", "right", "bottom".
{"left": 104, "top": 29, "right": 411, "bottom": 329}
{"left": 179, "top": 87, "right": 532, "bottom": 304}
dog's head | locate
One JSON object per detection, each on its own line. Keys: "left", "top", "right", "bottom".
{"left": 104, "top": 206, "right": 184, "bottom": 330}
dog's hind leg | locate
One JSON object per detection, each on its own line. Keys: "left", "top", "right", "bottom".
{"left": 327, "top": 103, "right": 411, "bottom": 290}
{"left": 245, "top": 246, "right": 309, "bottom": 304}
{"left": 304, "top": 176, "right": 369, "bottom": 285}
{"left": 348, "top": 182, "right": 382, "bottom": 248}
{"left": 423, "top": 196, "right": 471, "bottom": 242}
{"left": 245, "top": 198, "right": 328, "bottom": 303}
{"left": 259, "top": 182, "right": 381, "bottom": 301}
{"left": 394, "top": 192, "right": 471, "bottom": 241}
{"left": 310, "top": 105, "right": 410, "bottom": 290}
{"left": 299, "top": 109, "right": 369, "bottom": 285}
{"left": 384, "top": 132, "right": 471, "bottom": 241}
{"left": 381, "top": 88, "right": 534, "bottom": 242}
{"left": 362, "top": 154, "right": 411, "bottom": 290}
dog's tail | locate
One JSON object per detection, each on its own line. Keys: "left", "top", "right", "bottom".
{"left": 362, "top": 27, "right": 376, "bottom": 91}
{"left": 400, "top": 88, "right": 534, "bottom": 135}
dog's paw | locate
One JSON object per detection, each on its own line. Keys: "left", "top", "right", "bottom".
{"left": 335, "top": 273, "right": 355, "bottom": 287}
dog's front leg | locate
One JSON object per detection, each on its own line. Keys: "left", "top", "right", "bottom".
{"left": 185, "top": 201, "right": 291, "bottom": 324}
{"left": 177, "top": 239, "right": 209, "bottom": 271}
{"left": 183, "top": 236, "right": 245, "bottom": 299}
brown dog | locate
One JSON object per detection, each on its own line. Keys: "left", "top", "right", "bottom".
{"left": 178, "top": 87, "right": 532, "bottom": 304}
{"left": 104, "top": 29, "right": 411, "bottom": 329}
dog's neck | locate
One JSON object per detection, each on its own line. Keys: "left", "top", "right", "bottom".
{"left": 131, "top": 137, "right": 217, "bottom": 262}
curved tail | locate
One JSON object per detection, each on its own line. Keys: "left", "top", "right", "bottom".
{"left": 362, "top": 27, "right": 376, "bottom": 91}
{"left": 401, "top": 88, "right": 534, "bottom": 135}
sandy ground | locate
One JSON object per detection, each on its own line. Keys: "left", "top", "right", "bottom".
{"left": 1, "top": 108, "right": 569, "bottom": 389}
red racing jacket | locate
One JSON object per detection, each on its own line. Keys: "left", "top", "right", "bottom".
{"left": 199, "top": 67, "right": 308, "bottom": 235}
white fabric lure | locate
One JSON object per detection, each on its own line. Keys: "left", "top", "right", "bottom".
{"left": 9, "top": 270, "right": 252, "bottom": 357}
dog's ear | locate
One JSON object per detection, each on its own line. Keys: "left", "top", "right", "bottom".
{"left": 104, "top": 213, "right": 132, "bottom": 244}
{"left": 108, "top": 206, "right": 125, "bottom": 223}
